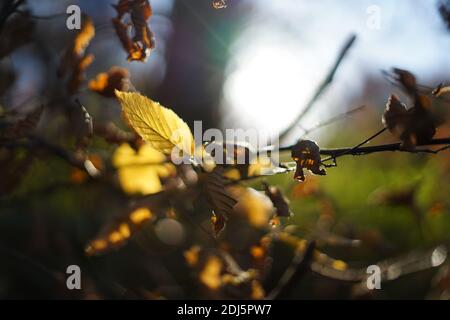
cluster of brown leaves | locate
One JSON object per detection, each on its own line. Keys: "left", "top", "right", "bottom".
{"left": 382, "top": 68, "right": 438, "bottom": 149}
{"left": 112, "top": 0, "right": 155, "bottom": 62}
{"left": 89, "top": 66, "right": 130, "bottom": 97}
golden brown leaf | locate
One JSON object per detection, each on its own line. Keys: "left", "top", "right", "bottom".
{"left": 89, "top": 66, "right": 129, "bottom": 97}
{"left": 112, "top": 0, "right": 155, "bottom": 62}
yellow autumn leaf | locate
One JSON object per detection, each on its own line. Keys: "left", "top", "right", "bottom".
{"left": 199, "top": 256, "right": 223, "bottom": 290}
{"left": 113, "top": 143, "right": 175, "bottom": 195}
{"left": 115, "top": 90, "right": 194, "bottom": 156}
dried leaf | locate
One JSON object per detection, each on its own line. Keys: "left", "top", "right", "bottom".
{"left": 382, "top": 95, "right": 409, "bottom": 132}
{"left": 89, "top": 66, "right": 130, "bottom": 97}
{"left": 211, "top": 212, "right": 226, "bottom": 238}
{"left": 391, "top": 68, "right": 417, "bottom": 96}
{"left": 115, "top": 90, "right": 194, "bottom": 156}
{"left": 112, "top": 0, "right": 132, "bottom": 19}
{"left": 382, "top": 94, "right": 436, "bottom": 149}
{"left": 58, "top": 15, "right": 95, "bottom": 78}
{"left": 112, "top": 0, "right": 155, "bottom": 62}
{"left": 291, "top": 140, "right": 326, "bottom": 181}
{"left": 203, "top": 167, "right": 237, "bottom": 217}
{"left": 130, "top": 0, "right": 155, "bottom": 50}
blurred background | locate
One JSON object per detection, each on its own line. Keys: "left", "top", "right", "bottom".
{"left": 1, "top": 0, "right": 450, "bottom": 299}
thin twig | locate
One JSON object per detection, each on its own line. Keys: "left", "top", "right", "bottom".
{"left": 1, "top": 135, "right": 87, "bottom": 171}
{"left": 279, "top": 34, "right": 357, "bottom": 143}
{"left": 300, "top": 105, "right": 365, "bottom": 137}
{"left": 266, "top": 241, "right": 316, "bottom": 300}
{"left": 318, "top": 137, "right": 450, "bottom": 157}
{"left": 321, "top": 127, "right": 388, "bottom": 162}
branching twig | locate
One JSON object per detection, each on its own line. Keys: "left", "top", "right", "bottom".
{"left": 279, "top": 34, "right": 357, "bottom": 143}
{"left": 318, "top": 137, "right": 450, "bottom": 157}
{"left": 320, "top": 127, "right": 388, "bottom": 163}
{"left": 300, "top": 105, "right": 365, "bottom": 137}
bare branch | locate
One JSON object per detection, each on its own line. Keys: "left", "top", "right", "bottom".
{"left": 279, "top": 34, "right": 357, "bottom": 143}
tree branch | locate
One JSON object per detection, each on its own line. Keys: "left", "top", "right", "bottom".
{"left": 279, "top": 34, "right": 357, "bottom": 143}
{"left": 318, "top": 137, "right": 450, "bottom": 157}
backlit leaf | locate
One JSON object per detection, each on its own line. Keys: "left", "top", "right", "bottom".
{"left": 113, "top": 143, "right": 175, "bottom": 195}
{"left": 115, "top": 90, "right": 194, "bottom": 156}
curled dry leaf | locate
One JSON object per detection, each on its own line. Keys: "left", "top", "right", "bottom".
{"left": 89, "top": 66, "right": 130, "bottom": 97}
{"left": 112, "top": 0, "right": 155, "bottom": 62}
{"left": 86, "top": 206, "right": 154, "bottom": 255}
{"left": 391, "top": 68, "right": 417, "bottom": 96}
{"left": 202, "top": 167, "right": 237, "bottom": 237}
{"left": 291, "top": 140, "right": 326, "bottom": 181}
{"left": 115, "top": 90, "right": 195, "bottom": 156}
{"left": 211, "top": 212, "right": 227, "bottom": 238}
{"left": 113, "top": 143, "right": 175, "bottom": 195}
{"left": 382, "top": 94, "right": 436, "bottom": 149}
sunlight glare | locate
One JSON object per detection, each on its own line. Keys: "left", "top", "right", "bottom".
{"left": 222, "top": 38, "right": 317, "bottom": 133}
